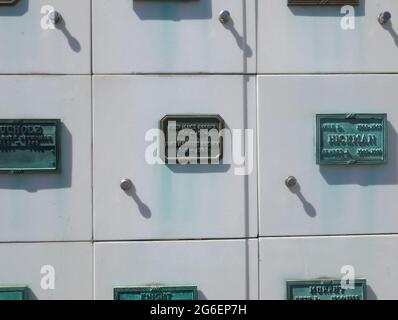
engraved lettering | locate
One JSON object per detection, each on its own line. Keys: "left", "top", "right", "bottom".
{"left": 0, "top": 120, "right": 59, "bottom": 172}
{"left": 162, "top": 116, "right": 224, "bottom": 164}
{"left": 328, "top": 134, "right": 377, "bottom": 146}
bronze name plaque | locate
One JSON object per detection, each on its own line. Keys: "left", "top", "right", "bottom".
{"left": 114, "top": 286, "right": 198, "bottom": 301}
{"left": 288, "top": 0, "right": 358, "bottom": 5}
{"left": 0, "top": 119, "right": 60, "bottom": 173}
{"left": 0, "top": 287, "right": 28, "bottom": 300}
{"left": 287, "top": 280, "right": 366, "bottom": 300}
{"left": 316, "top": 114, "right": 387, "bottom": 165}
{"left": 160, "top": 115, "right": 224, "bottom": 164}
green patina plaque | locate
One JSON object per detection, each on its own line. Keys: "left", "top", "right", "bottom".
{"left": 316, "top": 114, "right": 387, "bottom": 165}
{"left": 160, "top": 114, "right": 224, "bottom": 164}
{"left": 0, "top": 287, "right": 28, "bottom": 300}
{"left": 0, "top": 119, "right": 60, "bottom": 173}
{"left": 287, "top": 279, "right": 366, "bottom": 300}
{"left": 114, "top": 286, "right": 198, "bottom": 300}
{"left": 288, "top": 0, "right": 358, "bottom": 5}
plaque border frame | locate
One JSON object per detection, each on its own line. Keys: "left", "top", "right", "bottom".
{"left": 287, "top": 0, "right": 359, "bottom": 6}
{"left": 0, "top": 286, "right": 28, "bottom": 300}
{"left": 316, "top": 113, "right": 388, "bottom": 165}
{"left": 159, "top": 114, "right": 225, "bottom": 164}
{"left": 0, "top": 119, "right": 61, "bottom": 174}
{"left": 114, "top": 286, "right": 198, "bottom": 300}
{"left": 286, "top": 279, "right": 367, "bottom": 300}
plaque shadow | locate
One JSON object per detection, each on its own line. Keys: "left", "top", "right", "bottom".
{"left": 320, "top": 121, "right": 398, "bottom": 186}
{"left": 289, "top": 0, "right": 365, "bottom": 17}
{"left": 26, "top": 287, "right": 38, "bottom": 300}
{"left": 55, "top": 17, "right": 81, "bottom": 53}
{"left": 197, "top": 290, "right": 207, "bottom": 300}
{"left": 366, "top": 285, "right": 378, "bottom": 300}
{"left": 133, "top": 0, "right": 212, "bottom": 21}
{"left": 0, "top": 123, "right": 72, "bottom": 192}
{"left": 0, "top": 0, "right": 28, "bottom": 17}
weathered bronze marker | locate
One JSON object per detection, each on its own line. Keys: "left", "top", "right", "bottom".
{"left": 288, "top": 0, "right": 358, "bottom": 6}
{"left": 287, "top": 280, "right": 366, "bottom": 300}
{"left": 0, "top": 119, "right": 60, "bottom": 173}
{"left": 316, "top": 114, "right": 387, "bottom": 165}
{"left": 114, "top": 286, "right": 198, "bottom": 300}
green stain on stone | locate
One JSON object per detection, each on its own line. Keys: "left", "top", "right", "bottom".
{"left": 158, "top": 164, "right": 172, "bottom": 226}
{"left": 158, "top": 3, "right": 177, "bottom": 67}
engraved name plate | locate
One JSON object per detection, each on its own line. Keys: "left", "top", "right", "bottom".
{"left": 0, "top": 119, "right": 60, "bottom": 173}
{"left": 114, "top": 286, "right": 198, "bottom": 300}
{"left": 288, "top": 0, "right": 358, "bottom": 6}
{"left": 0, "top": 287, "right": 28, "bottom": 300}
{"left": 160, "top": 114, "right": 224, "bottom": 164}
{"left": 287, "top": 280, "right": 366, "bottom": 300}
{"left": 316, "top": 114, "right": 387, "bottom": 165}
